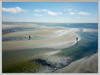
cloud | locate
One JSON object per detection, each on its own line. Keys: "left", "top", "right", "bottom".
{"left": 34, "top": 9, "right": 40, "bottom": 12}
{"left": 34, "top": 9, "right": 62, "bottom": 16}
{"left": 42, "top": 9, "right": 48, "bottom": 11}
{"left": 68, "top": 8, "right": 72, "bottom": 11}
{"left": 69, "top": 12, "right": 75, "bottom": 15}
{"left": 2, "top": 7, "right": 25, "bottom": 13}
{"left": 48, "top": 11, "right": 62, "bottom": 16}
{"left": 34, "top": 14, "right": 43, "bottom": 16}
{"left": 34, "top": 9, "right": 48, "bottom": 12}
{"left": 77, "top": 11, "right": 91, "bottom": 15}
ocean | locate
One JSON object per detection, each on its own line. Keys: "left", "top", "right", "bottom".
{"left": 2, "top": 22, "right": 98, "bottom": 73}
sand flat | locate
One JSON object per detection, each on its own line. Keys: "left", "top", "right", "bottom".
{"left": 2, "top": 29, "right": 80, "bottom": 51}
{"left": 2, "top": 32, "right": 80, "bottom": 51}
{"left": 2, "top": 24, "right": 68, "bottom": 37}
{"left": 2, "top": 24, "right": 81, "bottom": 52}
{"left": 83, "top": 28, "right": 98, "bottom": 32}
{"left": 2, "top": 23, "right": 37, "bottom": 29}
{"left": 54, "top": 53, "right": 98, "bottom": 73}
{"left": 2, "top": 30, "right": 57, "bottom": 37}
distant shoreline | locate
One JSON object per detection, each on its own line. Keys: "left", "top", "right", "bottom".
{"left": 2, "top": 22, "right": 98, "bottom": 23}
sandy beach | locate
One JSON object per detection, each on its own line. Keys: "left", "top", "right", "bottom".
{"left": 2, "top": 24, "right": 81, "bottom": 52}
{"left": 54, "top": 53, "right": 98, "bottom": 73}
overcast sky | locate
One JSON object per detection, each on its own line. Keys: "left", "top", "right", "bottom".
{"left": 2, "top": 2, "right": 98, "bottom": 23}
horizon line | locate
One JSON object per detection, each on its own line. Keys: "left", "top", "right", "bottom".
{"left": 2, "top": 22, "right": 98, "bottom": 23}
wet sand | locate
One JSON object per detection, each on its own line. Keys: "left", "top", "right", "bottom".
{"left": 83, "top": 28, "right": 98, "bottom": 32}
{"left": 2, "top": 24, "right": 81, "bottom": 52}
{"left": 2, "top": 24, "right": 98, "bottom": 52}
{"left": 54, "top": 53, "right": 98, "bottom": 73}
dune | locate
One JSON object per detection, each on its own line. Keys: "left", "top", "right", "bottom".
{"left": 54, "top": 53, "right": 98, "bottom": 73}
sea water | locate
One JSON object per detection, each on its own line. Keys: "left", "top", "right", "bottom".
{"left": 2, "top": 22, "right": 98, "bottom": 73}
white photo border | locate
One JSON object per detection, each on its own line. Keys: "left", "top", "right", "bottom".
{"left": 0, "top": 0, "right": 100, "bottom": 75}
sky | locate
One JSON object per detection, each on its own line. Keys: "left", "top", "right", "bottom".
{"left": 2, "top": 2, "right": 98, "bottom": 23}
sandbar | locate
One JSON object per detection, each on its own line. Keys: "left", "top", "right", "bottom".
{"left": 2, "top": 24, "right": 81, "bottom": 52}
